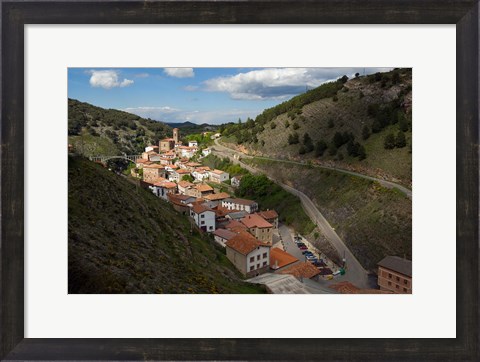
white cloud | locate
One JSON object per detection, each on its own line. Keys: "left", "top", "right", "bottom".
{"left": 164, "top": 68, "right": 194, "bottom": 78}
{"left": 88, "top": 70, "right": 134, "bottom": 89}
{"left": 204, "top": 67, "right": 392, "bottom": 100}
{"left": 183, "top": 85, "right": 199, "bottom": 91}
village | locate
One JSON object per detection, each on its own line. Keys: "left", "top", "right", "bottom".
{"left": 84, "top": 126, "right": 413, "bottom": 294}
{"left": 116, "top": 127, "right": 357, "bottom": 289}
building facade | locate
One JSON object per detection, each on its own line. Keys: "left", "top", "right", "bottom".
{"left": 377, "top": 256, "right": 412, "bottom": 294}
{"left": 221, "top": 198, "right": 258, "bottom": 214}
{"left": 190, "top": 205, "right": 216, "bottom": 232}
{"left": 225, "top": 232, "right": 270, "bottom": 277}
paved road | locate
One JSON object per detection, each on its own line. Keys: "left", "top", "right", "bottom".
{"left": 212, "top": 139, "right": 370, "bottom": 289}
{"left": 214, "top": 138, "right": 412, "bottom": 199}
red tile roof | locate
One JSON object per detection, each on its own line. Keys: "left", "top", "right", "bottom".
{"left": 211, "top": 169, "right": 227, "bottom": 175}
{"left": 270, "top": 248, "right": 299, "bottom": 269}
{"left": 213, "top": 228, "right": 237, "bottom": 240}
{"left": 279, "top": 262, "right": 320, "bottom": 279}
{"left": 195, "top": 184, "right": 213, "bottom": 192}
{"left": 191, "top": 204, "right": 213, "bottom": 214}
{"left": 225, "top": 231, "right": 269, "bottom": 256}
{"left": 257, "top": 209, "right": 279, "bottom": 220}
{"left": 176, "top": 169, "right": 191, "bottom": 174}
{"left": 225, "top": 198, "right": 257, "bottom": 206}
{"left": 203, "top": 192, "right": 231, "bottom": 201}
{"left": 224, "top": 220, "right": 248, "bottom": 231}
{"left": 178, "top": 181, "right": 194, "bottom": 188}
{"left": 240, "top": 214, "right": 273, "bottom": 229}
{"left": 144, "top": 164, "right": 165, "bottom": 169}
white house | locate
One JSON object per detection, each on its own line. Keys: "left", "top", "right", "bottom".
{"left": 192, "top": 169, "right": 210, "bottom": 182}
{"left": 145, "top": 145, "right": 159, "bottom": 153}
{"left": 225, "top": 231, "right": 271, "bottom": 277}
{"left": 209, "top": 169, "right": 229, "bottom": 184}
{"left": 190, "top": 204, "right": 216, "bottom": 232}
{"left": 221, "top": 198, "right": 259, "bottom": 214}
{"left": 231, "top": 175, "right": 244, "bottom": 188}
{"left": 188, "top": 140, "right": 198, "bottom": 148}
{"left": 202, "top": 148, "right": 212, "bottom": 157}
{"left": 151, "top": 180, "right": 177, "bottom": 201}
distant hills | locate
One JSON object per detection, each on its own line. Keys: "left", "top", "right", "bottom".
{"left": 68, "top": 156, "right": 266, "bottom": 294}
{"left": 220, "top": 68, "right": 412, "bottom": 186}
{"left": 165, "top": 121, "right": 219, "bottom": 135}
{"left": 68, "top": 98, "right": 171, "bottom": 156}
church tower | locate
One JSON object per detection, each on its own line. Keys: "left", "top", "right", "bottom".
{"left": 173, "top": 128, "right": 179, "bottom": 143}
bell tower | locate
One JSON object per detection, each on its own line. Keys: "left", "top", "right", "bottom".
{"left": 173, "top": 128, "right": 179, "bottom": 143}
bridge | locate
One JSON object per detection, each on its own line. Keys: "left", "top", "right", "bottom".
{"left": 89, "top": 155, "right": 142, "bottom": 164}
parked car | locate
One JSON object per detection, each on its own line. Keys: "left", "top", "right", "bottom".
{"left": 302, "top": 250, "right": 312, "bottom": 255}
{"left": 299, "top": 245, "right": 308, "bottom": 250}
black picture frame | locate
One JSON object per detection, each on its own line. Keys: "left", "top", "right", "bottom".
{"left": 1, "top": 0, "right": 478, "bottom": 360}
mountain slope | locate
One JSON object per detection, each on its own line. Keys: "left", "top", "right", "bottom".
{"left": 68, "top": 99, "right": 171, "bottom": 156}
{"left": 245, "top": 158, "right": 412, "bottom": 271}
{"left": 220, "top": 69, "right": 412, "bottom": 186}
{"left": 68, "top": 156, "right": 265, "bottom": 294}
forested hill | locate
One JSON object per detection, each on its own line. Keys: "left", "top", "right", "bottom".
{"left": 68, "top": 98, "right": 171, "bottom": 156}
{"left": 219, "top": 68, "right": 412, "bottom": 186}
{"left": 68, "top": 156, "right": 266, "bottom": 294}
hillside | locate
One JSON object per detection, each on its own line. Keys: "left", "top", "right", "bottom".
{"left": 68, "top": 156, "right": 266, "bottom": 294}
{"left": 244, "top": 158, "right": 411, "bottom": 271}
{"left": 220, "top": 69, "right": 412, "bottom": 187}
{"left": 68, "top": 99, "right": 171, "bottom": 156}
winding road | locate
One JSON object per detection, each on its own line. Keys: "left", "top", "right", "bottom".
{"left": 212, "top": 138, "right": 370, "bottom": 289}
{"left": 214, "top": 138, "right": 412, "bottom": 199}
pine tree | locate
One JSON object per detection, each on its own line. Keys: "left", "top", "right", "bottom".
{"left": 384, "top": 133, "right": 396, "bottom": 149}
{"left": 362, "top": 125, "right": 371, "bottom": 140}
{"left": 395, "top": 131, "right": 407, "bottom": 148}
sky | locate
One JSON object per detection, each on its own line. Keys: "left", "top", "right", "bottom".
{"left": 68, "top": 67, "right": 392, "bottom": 125}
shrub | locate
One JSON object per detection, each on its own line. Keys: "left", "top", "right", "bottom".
{"left": 362, "top": 125, "right": 371, "bottom": 140}
{"left": 384, "top": 133, "right": 396, "bottom": 149}
{"left": 270, "top": 122, "right": 277, "bottom": 129}
{"left": 395, "top": 131, "right": 407, "bottom": 148}
{"left": 292, "top": 122, "right": 300, "bottom": 130}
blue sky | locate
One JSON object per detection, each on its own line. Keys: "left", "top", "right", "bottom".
{"left": 68, "top": 67, "right": 392, "bottom": 125}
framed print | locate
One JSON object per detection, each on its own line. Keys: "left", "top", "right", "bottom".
{"left": 1, "top": 0, "right": 478, "bottom": 360}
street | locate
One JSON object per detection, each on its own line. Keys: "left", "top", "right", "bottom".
{"left": 212, "top": 138, "right": 370, "bottom": 289}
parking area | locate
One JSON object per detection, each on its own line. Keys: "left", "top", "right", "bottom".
{"left": 278, "top": 223, "right": 342, "bottom": 281}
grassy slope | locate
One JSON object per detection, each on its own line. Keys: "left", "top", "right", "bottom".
{"left": 68, "top": 98, "right": 170, "bottom": 155}
{"left": 68, "top": 156, "right": 265, "bottom": 294}
{"left": 228, "top": 70, "right": 412, "bottom": 186}
{"left": 246, "top": 158, "right": 412, "bottom": 271}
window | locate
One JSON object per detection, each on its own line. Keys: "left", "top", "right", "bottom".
{"left": 388, "top": 273, "right": 392, "bottom": 279}
{"left": 396, "top": 276, "right": 400, "bottom": 282}
{"left": 404, "top": 279, "right": 408, "bottom": 285}
{"left": 250, "top": 266, "right": 254, "bottom": 271}
{"left": 250, "top": 257, "right": 254, "bottom": 263}
{"left": 396, "top": 285, "right": 399, "bottom": 289}
{"left": 263, "top": 253, "right": 267, "bottom": 258}
{"left": 263, "top": 261, "right": 267, "bottom": 267}
{"left": 257, "top": 264, "right": 260, "bottom": 269}
{"left": 257, "top": 255, "right": 261, "bottom": 261}
{"left": 201, "top": 214, "right": 205, "bottom": 218}
{"left": 388, "top": 281, "right": 392, "bottom": 286}
{"left": 201, "top": 221, "right": 205, "bottom": 225}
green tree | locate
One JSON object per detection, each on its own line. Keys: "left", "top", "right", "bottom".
{"left": 327, "top": 119, "right": 335, "bottom": 128}
{"left": 395, "top": 131, "right": 407, "bottom": 148}
{"left": 288, "top": 132, "right": 299, "bottom": 145}
{"left": 315, "top": 140, "right": 328, "bottom": 157}
{"left": 298, "top": 145, "right": 306, "bottom": 155}
{"left": 292, "top": 122, "right": 300, "bottom": 130}
{"left": 384, "top": 133, "right": 396, "bottom": 149}
{"left": 398, "top": 114, "right": 409, "bottom": 132}
{"left": 270, "top": 122, "right": 277, "bottom": 129}
{"left": 355, "top": 72, "right": 360, "bottom": 78}
{"left": 285, "top": 120, "right": 290, "bottom": 128}
{"left": 358, "top": 145, "right": 367, "bottom": 160}
{"left": 303, "top": 133, "right": 314, "bottom": 153}
{"left": 182, "top": 174, "right": 194, "bottom": 183}
{"left": 332, "top": 132, "right": 345, "bottom": 148}
{"left": 362, "top": 125, "right": 371, "bottom": 140}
